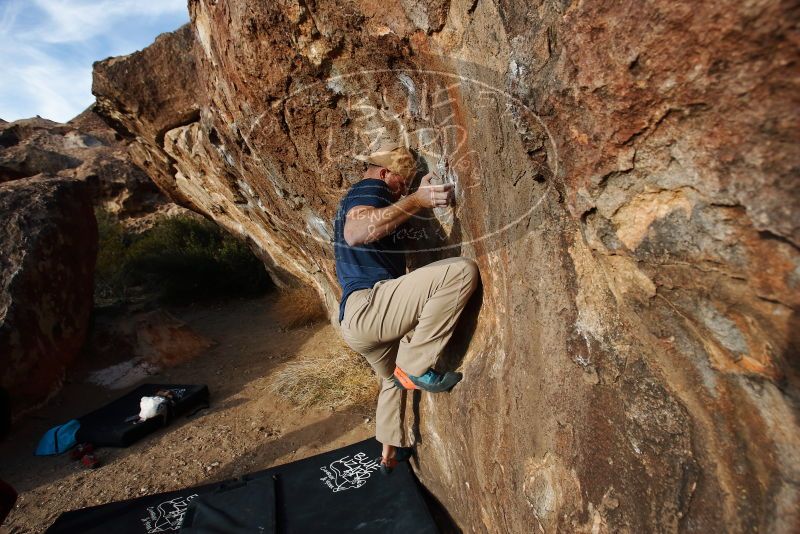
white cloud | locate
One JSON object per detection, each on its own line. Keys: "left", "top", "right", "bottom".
{"left": 0, "top": 49, "right": 93, "bottom": 122}
{"left": 0, "top": 1, "right": 22, "bottom": 35}
{"left": 0, "top": 0, "right": 188, "bottom": 122}
{"left": 29, "top": 0, "right": 188, "bottom": 44}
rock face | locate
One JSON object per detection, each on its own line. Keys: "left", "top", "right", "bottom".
{"left": 0, "top": 112, "right": 188, "bottom": 415}
{"left": 0, "top": 111, "right": 185, "bottom": 229}
{"left": 92, "top": 2, "right": 799, "bottom": 532}
{"left": 85, "top": 308, "right": 215, "bottom": 390}
{"left": 0, "top": 176, "right": 97, "bottom": 416}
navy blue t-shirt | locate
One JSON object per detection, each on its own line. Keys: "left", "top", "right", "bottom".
{"left": 334, "top": 179, "right": 406, "bottom": 321}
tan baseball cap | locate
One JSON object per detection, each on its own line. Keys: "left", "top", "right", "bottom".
{"left": 354, "top": 143, "right": 418, "bottom": 180}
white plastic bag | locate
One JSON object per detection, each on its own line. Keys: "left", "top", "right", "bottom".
{"left": 139, "top": 396, "right": 167, "bottom": 421}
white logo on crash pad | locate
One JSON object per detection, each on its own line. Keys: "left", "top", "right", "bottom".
{"left": 140, "top": 493, "right": 198, "bottom": 533}
{"left": 319, "top": 452, "right": 380, "bottom": 492}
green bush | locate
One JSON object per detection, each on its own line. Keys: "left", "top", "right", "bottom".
{"left": 94, "top": 210, "right": 271, "bottom": 304}
{"left": 94, "top": 209, "right": 130, "bottom": 302}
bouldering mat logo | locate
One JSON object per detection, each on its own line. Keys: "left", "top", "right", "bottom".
{"left": 140, "top": 493, "right": 198, "bottom": 533}
{"left": 319, "top": 451, "right": 380, "bottom": 493}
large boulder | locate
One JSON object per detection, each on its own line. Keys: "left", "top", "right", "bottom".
{"left": 0, "top": 111, "right": 185, "bottom": 229}
{"left": 0, "top": 176, "right": 98, "bottom": 416}
{"left": 92, "top": 1, "right": 799, "bottom": 532}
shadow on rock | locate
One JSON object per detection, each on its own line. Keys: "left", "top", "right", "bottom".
{"left": 410, "top": 279, "right": 483, "bottom": 448}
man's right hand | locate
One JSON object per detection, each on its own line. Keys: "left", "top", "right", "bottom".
{"left": 413, "top": 173, "right": 454, "bottom": 209}
{"left": 344, "top": 173, "right": 454, "bottom": 246}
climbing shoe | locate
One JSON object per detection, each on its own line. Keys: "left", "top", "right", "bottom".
{"left": 379, "top": 447, "right": 413, "bottom": 476}
{"left": 392, "top": 367, "right": 463, "bottom": 393}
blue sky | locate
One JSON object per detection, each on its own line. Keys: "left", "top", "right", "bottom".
{"left": 0, "top": 0, "right": 189, "bottom": 123}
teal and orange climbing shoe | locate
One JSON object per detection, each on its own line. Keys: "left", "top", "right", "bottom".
{"left": 392, "top": 367, "right": 462, "bottom": 393}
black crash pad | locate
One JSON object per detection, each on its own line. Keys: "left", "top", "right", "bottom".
{"left": 75, "top": 384, "right": 209, "bottom": 447}
{"left": 180, "top": 476, "right": 276, "bottom": 533}
{"left": 46, "top": 439, "right": 438, "bottom": 534}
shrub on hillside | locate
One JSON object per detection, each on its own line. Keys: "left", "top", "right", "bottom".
{"left": 94, "top": 209, "right": 131, "bottom": 302}
{"left": 275, "top": 286, "right": 328, "bottom": 329}
{"left": 268, "top": 348, "right": 378, "bottom": 410}
{"left": 94, "top": 210, "right": 271, "bottom": 304}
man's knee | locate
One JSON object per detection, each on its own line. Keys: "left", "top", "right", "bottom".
{"left": 457, "top": 257, "right": 479, "bottom": 293}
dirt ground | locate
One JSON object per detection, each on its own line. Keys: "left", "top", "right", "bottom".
{"left": 0, "top": 294, "right": 375, "bottom": 533}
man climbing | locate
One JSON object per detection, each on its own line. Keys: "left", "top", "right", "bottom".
{"left": 334, "top": 143, "right": 479, "bottom": 473}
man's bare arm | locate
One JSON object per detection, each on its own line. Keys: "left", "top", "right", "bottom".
{"left": 344, "top": 174, "right": 453, "bottom": 246}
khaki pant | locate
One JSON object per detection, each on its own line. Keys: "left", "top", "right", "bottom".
{"left": 340, "top": 257, "right": 479, "bottom": 447}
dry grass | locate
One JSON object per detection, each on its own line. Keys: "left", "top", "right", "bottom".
{"left": 274, "top": 286, "right": 328, "bottom": 329}
{"left": 268, "top": 348, "right": 379, "bottom": 410}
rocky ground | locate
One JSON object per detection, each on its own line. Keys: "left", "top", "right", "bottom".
{"left": 0, "top": 294, "right": 374, "bottom": 533}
